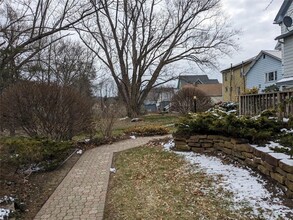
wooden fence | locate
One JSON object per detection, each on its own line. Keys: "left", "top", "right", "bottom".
{"left": 239, "top": 91, "right": 293, "bottom": 117}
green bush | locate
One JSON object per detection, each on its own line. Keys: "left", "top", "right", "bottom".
{"left": 0, "top": 137, "right": 73, "bottom": 171}
{"left": 125, "top": 125, "right": 169, "bottom": 136}
{"left": 278, "top": 134, "right": 293, "bottom": 159}
{"left": 174, "top": 112, "right": 284, "bottom": 144}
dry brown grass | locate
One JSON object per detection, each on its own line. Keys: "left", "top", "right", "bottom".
{"left": 104, "top": 145, "right": 263, "bottom": 220}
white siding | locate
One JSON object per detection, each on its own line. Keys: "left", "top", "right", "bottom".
{"left": 246, "top": 55, "right": 282, "bottom": 92}
{"left": 281, "top": 3, "right": 293, "bottom": 35}
{"left": 283, "top": 36, "right": 293, "bottom": 78}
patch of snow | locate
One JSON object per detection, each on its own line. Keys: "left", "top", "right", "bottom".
{"left": 182, "top": 152, "right": 292, "bottom": 219}
{"left": 119, "top": 116, "right": 128, "bottom": 121}
{"left": 76, "top": 150, "right": 83, "bottom": 155}
{"left": 0, "top": 208, "right": 10, "bottom": 220}
{"left": 268, "top": 153, "right": 290, "bottom": 160}
{"left": 84, "top": 138, "right": 90, "bottom": 143}
{"left": 281, "top": 128, "right": 293, "bottom": 134}
{"left": 266, "top": 141, "right": 283, "bottom": 149}
{"left": 280, "top": 158, "right": 293, "bottom": 166}
{"left": 268, "top": 117, "right": 278, "bottom": 120}
{"left": 283, "top": 118, "right": 290, "bottom": 123}
{"left": 0, "top": 196, "right": 14, "bottom": 204}
{"left": 163, "top": 142, "right": 293, "bottom": 219}
{"left": 130, "top": 135, "right": 136, "bottom": 139}
{"left": 110, "top": 168, "right": 116, "bottom": 173}
{"left": 163, "top": 140, "right": 175, "bottom": 150}
{"left": 250, "top": 145, "right": 274, "bottom": 153}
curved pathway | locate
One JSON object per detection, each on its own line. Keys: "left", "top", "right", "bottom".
{"left": 34, "top": 135, "right": 170, "bottom": 220}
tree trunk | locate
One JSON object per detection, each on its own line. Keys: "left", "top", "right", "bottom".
{"left": 126, "top": 101, "right": 141, "bottom": 118}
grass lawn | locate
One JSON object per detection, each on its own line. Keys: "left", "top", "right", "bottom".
{"left": 104, "top": 144, "right": 261, "bottom": 220}
{"left": 111, "top": 113, "right": 180, "bottom": 136}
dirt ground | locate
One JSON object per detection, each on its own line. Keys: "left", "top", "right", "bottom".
{"left": 0, "top": 153, "right": 81, "bottom": 220}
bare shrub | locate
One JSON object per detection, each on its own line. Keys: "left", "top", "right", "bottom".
{"left": 93, "top": 98, "right": 123, "bottom": 138}
{"left": 0, "top": 81, "right": 93, "bottom": 140}
{"left": 171, "top": 85, "right": 212, "bottom": 115}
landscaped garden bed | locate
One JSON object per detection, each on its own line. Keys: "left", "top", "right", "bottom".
{"left": 172, "top": 110, "right": 293, "bottom": 198}
{"left": 105, "top": 141, "right": 293, "bottom": 219}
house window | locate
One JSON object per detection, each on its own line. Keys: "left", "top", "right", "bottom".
{"left": 225, "top": 87, "right": 228, "bottom": 92}
{"left": 225, "top": 74, "right": 227, "bottom": 81}
{"left": 237, "top": 87, "right": 240, "bottom": 95}
{"left": 263, "top": 54, "right": 266, "bottom": 59}
{"left": 265, "top": 71, "right": 277, "bottom": 82}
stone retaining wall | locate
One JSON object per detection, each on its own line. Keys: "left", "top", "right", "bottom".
{"left": 174, "top": 135, "right": 293, "bottom": 198}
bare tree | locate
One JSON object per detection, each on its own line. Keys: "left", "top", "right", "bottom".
{"left": 26, "top": 39, "right": 97, "bottom": 97}
{"left": 77, "top": 0, "right": 237, "bottom": 117}
{"left": 172, "top": 85, "right": 212, "bottom": 115}
{"left": 0, "top": 0, "right": 99, "bottom": 92}
{"left": 0, "top": 81, "right": 93, "bottom": 140}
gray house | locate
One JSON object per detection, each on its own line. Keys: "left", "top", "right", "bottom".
{"left": 245, "top": 50, "right": 282, "bottom": 92}
{"left": 177, "top": 75, "right": 219, "bottom": 89}
{"left": 274, "top": 0, "right": 293, "bottom": 89}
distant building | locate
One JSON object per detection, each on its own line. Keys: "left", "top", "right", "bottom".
{"left": 245, "top": 50, "right": 282, "bottom": 92}
{"left": 274, "top": 0, "right": 293, "bottom": 89}
{"left": 221, "top": 58, "right": 254, "bottom": 102}
{"left": 195, "top": 84, "right": 223, "bottom": 104}
{"left": 177, "top": 75, "right": 219, "bottom": 89}
{"left": 143, "top": 87, "right": 175, "bottom": 112}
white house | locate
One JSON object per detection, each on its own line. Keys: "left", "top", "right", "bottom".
{"left": 245, "top": 50, "right": 282, "bottom": 92}
{"left": 274, "top": 0, "right": 293, "bottom": 89}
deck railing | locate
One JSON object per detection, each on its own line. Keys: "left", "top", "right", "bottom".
{"left": 239, "top": 91, "right": 293, "bottom": 117}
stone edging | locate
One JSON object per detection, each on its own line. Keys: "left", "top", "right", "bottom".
{"left": 174, "top": 135, "right": 293, "bottom": 198}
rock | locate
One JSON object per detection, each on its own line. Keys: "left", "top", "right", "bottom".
{"left": 202, "top": 143, "right": 213, "bottom": 148}
{"left": 196, "top": 135, "right": 208, "bottom": 139}
{"left": 276, "top": 167, "right": 288, "bottom": 177}
{"left": 131, "top": 118, "right": 143, "bottom": 122}
{"left": 285, "top": 189, "right": 293, "bottom": 199}
{"left": 265, "top": 154, "right": 280, "bottom": 167}
{"left": 253, "top": 157, "right": 262, "bottom": 165}
{"left": 262, "top": 161, "right": 274, "bottom": 172}
{"left": 232, "top": 151, "right": 245, "bottom": 160}
{"left": 222, "top": 148, "right": 232, "bottom": 155}
{"left": 270, "top": 172, "right": 285, "bottom": 184}
{"left": 174, "top": 140, "right": 186, "bottom": 145}
{"left": 224, "top": 142, "right": 234, "bottom": 149}
{"left": 258, "top": 165, "right": 270, "bottom": 176}
{"left": 231, "top": 138, "right": 249, "bottom": 144}
{"left": 188, "top": 143, "right": 201, "bottom": 147}
{"left": 285, "top": 179, "right": 293, "bottom": 191}
{"left": 207, "top": 135, "right": 221, "bottom": 140}
{"left": 189, "top": 136, "right": 200, "bottom": 141}
{"left": 235, "top": 144, "right": 253, "bottom": 153}
{"left": 279, "top": 159, "right": 293, "bottom": 174}
{"left": 245, "top": 158, "right": 257, "bottom": 168}
{"left": 287, "top": 173, "right": 293, "bottom": 182}
{"left": 204, "top": 148, "right": 215, "bottom": 153}
{"left": 199, "top": 139, "right": 213, "bottom": 143}
{"left": 175, "top": 144, "right": 191, "bottom": 151}
{"left": 242, "top": 152, "right": 254, "bottom": 159}
{"left": 191, "top": 147, "right": 204, "bottom": 153}
{"left": 253, "top": 147, "right": 273, "bottom": 159}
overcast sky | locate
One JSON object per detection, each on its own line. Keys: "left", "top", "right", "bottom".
{"left": 212, "top": 0, "right": 282, "bottom": 81}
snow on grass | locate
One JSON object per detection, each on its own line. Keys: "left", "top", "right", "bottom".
{"left": 0, "top": 208, "right": 11, "bottom": 220}
{"left": 163, "top": 141, "right": 293, "bottom": 219}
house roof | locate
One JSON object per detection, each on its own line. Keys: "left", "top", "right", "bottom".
{"left": 177, "top": 75, "right": 219, "bottom": 88}
{"left": 221, "top": 57, "right": 255, "bottom": 74}
{"left": 275, "top": 30, "right": 293, "bottom": 40}
{"left": 274, "top": 0, "right": 293, "bottom": 24}
{"left": 195, "top": 84, "right": 222, "bottom": 97}
{"left": 244, "top": 50, "right": 282, "bottom": 76}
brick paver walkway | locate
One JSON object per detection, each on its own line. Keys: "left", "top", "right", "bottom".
{"left": 34, "top": 135, "right": 170, "bottom": 220}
